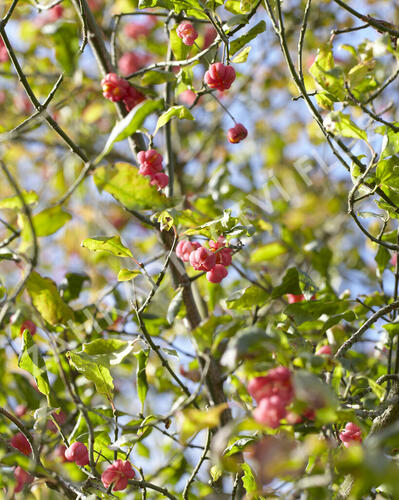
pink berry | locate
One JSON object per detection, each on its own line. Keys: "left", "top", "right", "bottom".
{"left": 209, "top": 236, "right": 232, "bottom": 266}
{"left": 206, "top": 264, "right": 228, "bottom": 283}
{"left": 47, "top": 410, "right": 67, "bottom": 433}
{"left": 65, "top": 441, "right": 89, "bottom": 466}
{"left": 11, "top": 432, "right": 32, "bottom": 456}
{"left": 123, "top": 85, "right": 146, "bottom": 112}
{"left": 253, "top": 395, "right": 287, "bottom": 428}
{"left": 339, "top": 422, "right": 362, "bottom": 447}
{"left": 176, "top": 22, "right": 198, "bottom": 46}
{"left": 48, "top": 4, "right": 63, "bottom": 21}
{"left": 137, "top": 149, "right": 164, "bottom": 176}
{"left": 248, "top": 367, "right": 294, "bottom": 405}
{"left": 101, "top": 459, "right": 135, "bottom": 491}
{"left": 55, "top": 444, "right": 67, "bottom": 462}
{"left": 391, "top": 253, "right": 397, "bottom": 267}
{"left": 227, "top": 123, "right": 248, "bottom": 144}
{"left": 150, "top": 172, "right": 169, "bottom": 190}
{"left": 124, "top": 22, "right": 150, "bottom": 39}
{"left": 287, "top": 294, "right": 316, "bottom": 304}
{"left": 101, "top": 73, "right": 130, "bottom": 102}
{"left": 0, "top": 38, "right": 8, "bottom": 63}
{"left": 203, "top": 26, "right": 217, "bottom": 49}
{"left": 118, "top": 52, "right": 150, "bottom": 76}
{"left": 15, "top": 405, "right": 27, "bottom": 418}
{"left": 176, "top": 240, "right": 201, "bottom": 262}
{"left": 14, "top": 466, "right": 33, "bottom": 493}
{"left": 20, "top": 320, "right": 36, "bottom": 336}
{"left": 178, "top": 89, "right": 197, "bottom": 106}
{"left": 316, "top": 345, "right": 332, "bottom": 356}
{"left": 189, "top": 247, "right": 217, "bottom": 272}
{"left": 204, "top": 63, "right": 236, "bottom": 91}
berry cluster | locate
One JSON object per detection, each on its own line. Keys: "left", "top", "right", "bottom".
{"left": 339, "top": 422, "right": 362, "bottom": 447}
{"left": 176, "top": 22, "right": 198, "bottom": 46}
{"left": 248, "top": 367, "right": 294, "bottom": 428}
{"left": 137, "top": 149, "right": 169, "bottom": 190}
{"left": 101, "top": 73, "right": 145, "bottom": 112}
{"left": 176, "top": 236, "right": 232, "bottom": 283}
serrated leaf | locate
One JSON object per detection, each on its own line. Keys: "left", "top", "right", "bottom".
{"left": 82, "top": 235, "right": 133, "bottom": 258}
{"left": 118, "top": 268, "right": 140, "bottom": 281}
{"left": 18, "top": 332, "right": 57, "bottom": 407}
{"left": 95, "top": 99, "right": 163, "bottom": 163}
{"left": 26, "top": 271, "right": 74, "bottom": 325}
{"left": 154, "top": 105, "right": 194, "bottom": 135}
{"left": 94, "top": 162, "right": 173, "bottom": 211}
{"left": 230, "top": 20, "right": 266, "bottom": 55}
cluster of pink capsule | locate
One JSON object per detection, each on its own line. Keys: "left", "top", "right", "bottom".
{"left": 176, "top": 236, "right": 232, "bottom": 283}
{"left": 248, "top": 367, "right": 363, "bottom": 447}
{"left": 137, "top": 149, "right": 169, "bottom": 191}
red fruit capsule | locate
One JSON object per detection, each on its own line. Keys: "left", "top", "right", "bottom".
{"left": 101, "top": 459, "right": 135, "bottom": 491}
{"left": 14, "top": 466, "right": 33, "bottom": 493}
{"left": 204, "top": 63, "right": 236, "bottom": 91}
{"left": 227, "top": 123, "right": 248, "bottom": 144}
{"left": 176, "top": 22, "right": 198, "bottom": 46}
{"left": 339, "top": 422, "right": 362, "bottom": 447}
{"left": 176, "top": 240, "right": 201, "bottom": 262}
{"left": 20, "top": 320, "right": 36, "bottom": 336}
{"left": 206, "top": 264, "right": 228, "bottom": 283}
{"left": 101, "top": 73, "right": 130, "bottom": 102}
{"left": 11, "top": 432, "right": 32, "bottom": 456}
{"left": 65, "top": 442, "right": 89, "bottom": 466}
{"left": 189, "top": 247, "right": 216, "bottom": 272}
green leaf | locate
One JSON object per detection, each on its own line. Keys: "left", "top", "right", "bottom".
{"left": 346, "top": 61, "right": 376, "bottom": 89}
{"left": 376, "top": 156, "right": 399, "bottom": 192}
{"left": 141, "top": 70, "right": 177, "bottom": 86}
{"left": 368, "top": 378, "right": 385, "bottom": 401}
{"left": 154, "top": 105, "right": 194, "bottom": 135}
{"left": 221, "top": 327, "right": 276, "bottom": 369}
{"left": 232, "top": 46, "right": 251, "bottom": 63}
{"left": 26, "top": 271, "right": 74, "bottom": 325}
{"left": 33, "top": 206, "right": 71, "bottom": 237}
{"left": 241, "top": 463, "right": 259, "bottom": 498}
{"left": 250, "top": 241, "right": 287, "bottom": 263}
{"left": 82, "top": 235, "right": 133, "bottom": 258}
{"left": 117, "top": 268, "right": 140, "bottom": 281}
{"left": 226, "top": 286, "right": 269, "bottom": 311}
{"left": 135, "top": 349, "right": 149, "bottom": 412}
{"left": 18, "top": 332, "right": 57, "bottom": 406}
{"left": 178, "top": 404, "right": 228, "bottom": 441}
{"left": 67, "top": 339, "right": 136, "bottom": 398}
{"left": 94, "top": 162, "right": 173, "bottom": 211}
{"left": 375, "top": 245, "right": 391, "bottom": 276}
{"left": 323, "top": 112, "right": 367, "bottom": 141}
{"left": 285, "top": 299, "right": 349, "bottom": 325}
{"left": 230, "top": 20, "right": 266, "bottom": 55}
{"left": 47, "top": 22, "right": 80, "bottom": 75}
{"left": 60, "top": 273, "right": 90, "bottom": 303}
{"left": 167, "top": 288, "right": 184, "bottom": 324}
{"left": 95, "top": 99, "right": 163, "bottom": 163}
{"left": 271, "top": 267, "right": 301, "bottom": 299}
{"left": 0, "top": 190, "right": 38, "bottom": 210}
{"left": 224, "top": 435, "right": 257, "bottom": 456}
{"left": 310, "top": 44, "right": 346, "bottom": 101}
